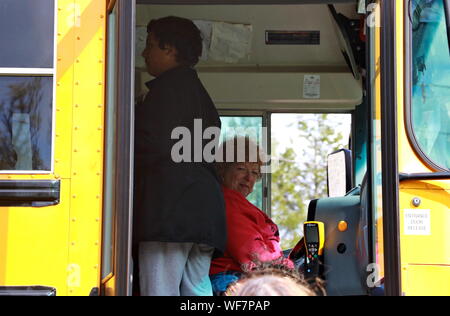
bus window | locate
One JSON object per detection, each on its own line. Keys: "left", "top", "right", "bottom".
{"left": 271, "top": 113, "right": 351, "bottom": 249}
{"left": 0, "top": 0, "right": 55, "bottom": 172}
{"left": 0, "top": 0, "right": 55, "bottom": 69}
{"left": 220, "top": 115, "right": 265, "bottom": 210}
{"left": 0, "top": 77, "right": 53, "bottom": 171}
{"left": 410, "top": 0, "right": 450, "bottom": 170}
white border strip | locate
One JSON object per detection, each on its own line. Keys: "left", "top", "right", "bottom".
{"left": 50, "top": 0, "right": 58, "bottom": 174}
{"left": 0, "top": 68, "right": 54, "bottom": 75}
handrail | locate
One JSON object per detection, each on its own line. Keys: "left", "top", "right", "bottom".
{"left": 399, "top": 172, "right": 450, "bottom": 181}
{"left": 107, "top": 0, "right": 117, "bottom": 14}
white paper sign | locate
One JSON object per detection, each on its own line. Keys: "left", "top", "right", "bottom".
{"left": 303, "top": 75, "right": 321, "bottom": 99}
{"left": 404, "top": 209, "right": 431, "bottom": 235}
{"left": 193, "top": 20, "right": 213, "bottom": 61}
{"left": 209, "top": 22, "right": 253, "bottom": 63}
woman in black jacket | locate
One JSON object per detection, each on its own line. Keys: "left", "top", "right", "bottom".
{"left": 133, "top": 16, "right": 226, "bottom": 296}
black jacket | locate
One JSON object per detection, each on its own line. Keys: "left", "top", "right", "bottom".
{"left": 133, "top": 66, "right": 226, "bottom": 253}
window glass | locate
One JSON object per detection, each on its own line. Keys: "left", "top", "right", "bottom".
{"left": 0, "top": 0, "right": 55, "bottom": 68}
{"left": 0, "top": 77, "right": 53, "bottom": 171}
{"left": 411, "top": 0, "right": 450, "bottom": 169}
{"left": 271, "top": 114, "right": 351, "bottom": 249}
{"left": 102, "top": 8, "right": 119, "bottom": 280}
{"left": 220, "top": 116, "right": 264, "bottom": 210}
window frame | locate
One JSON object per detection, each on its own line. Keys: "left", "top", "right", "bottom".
{"left": 0, "top": 0, "right": 58, "bottom": 174}
{"left": 219, "top": 110, "right": 353, "bottom": 221}
{"left": 380, "top": 0, "right": 402, "bottom": 296}
{"left": 218, "top": 110, "right": 271, "bottom": 214}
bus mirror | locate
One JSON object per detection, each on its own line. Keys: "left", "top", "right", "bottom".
{"left": 327, "top": 149, "right": 353, "bottom": 197}
{"left": 444, "top": 0, "right": 450, "bottom": 54}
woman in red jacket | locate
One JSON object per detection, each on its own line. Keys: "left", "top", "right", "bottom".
{"left": 210, "top": 136, "right": 294, "bottom": 295}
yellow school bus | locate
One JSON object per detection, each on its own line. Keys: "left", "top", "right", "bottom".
{"left": 0, "top": 0, "right": 449, "bottom": 296}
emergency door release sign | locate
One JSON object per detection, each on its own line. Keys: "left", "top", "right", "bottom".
{"left": 404, "top": 209, "right": 431, "bottom": 236}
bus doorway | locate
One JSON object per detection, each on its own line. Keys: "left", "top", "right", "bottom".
{"left": 122, "top": 0, "right": 366, "bottom": 296}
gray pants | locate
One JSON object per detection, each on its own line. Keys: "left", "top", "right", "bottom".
{"left": 139, "top": 241, "right": 214, "bottom": 296}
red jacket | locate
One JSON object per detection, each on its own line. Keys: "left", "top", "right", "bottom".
{"left": 210, "top": 186, "right": 294, "bottom": 274}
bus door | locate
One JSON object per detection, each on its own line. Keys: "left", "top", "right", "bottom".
{"left": 398, "top": 0, "right": 450, "bottom": 296}
{"left": 133, "top": 0, "right": 363, "bottom": 296}
{"left": 370, "top": 0, "right": 450, "bottom": 296}
{"left": 101, "top": 0, "right": 135, "bottom": 296}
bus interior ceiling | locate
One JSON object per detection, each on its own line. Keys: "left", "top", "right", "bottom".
{"left": 135, "top": 3, "right": 364, "bottom": 112}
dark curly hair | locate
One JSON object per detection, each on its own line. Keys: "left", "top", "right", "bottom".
{"left": 147, "top": 16, "right": 203, "bottom": 67}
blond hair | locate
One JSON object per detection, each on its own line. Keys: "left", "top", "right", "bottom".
{"left": 215, "top": 136, "right": 266, "bottom": 181}
{"left": 225, "top": 266, "right": 321, "bottom": 297}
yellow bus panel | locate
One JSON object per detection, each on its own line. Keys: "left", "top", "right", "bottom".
{"left": 0, "top": 0, "right": 107, "bottom": 296}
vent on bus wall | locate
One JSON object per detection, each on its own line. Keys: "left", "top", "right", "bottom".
{"left": 265, "top": 30, "right": 320, "bottom": 45}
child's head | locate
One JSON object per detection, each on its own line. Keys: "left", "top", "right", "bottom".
{"left": 226, "top": 265, "right": 322, "bottom": 296}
